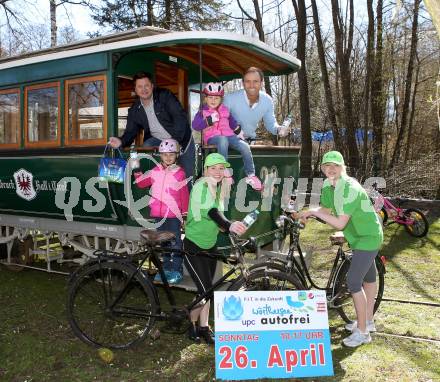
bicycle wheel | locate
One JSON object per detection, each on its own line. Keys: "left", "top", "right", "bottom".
{"left": 248, "top": 260, "right": 307, "bottom": 288}
{"left": 332, "top": 257, "right": 385, "bottom": 323}
{"left": 228, "top": 268, "right": 305, "bottom": 291}
{"left": 403, "top": 208, "right": 429, "bottom": 237}
{"left": 67, "top": 261, "right": 159, "bottom": 349}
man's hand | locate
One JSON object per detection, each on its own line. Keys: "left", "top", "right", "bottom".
{"left": 230, "top": 221, "right": 247, "bottom": 236}
{"left": 278, "top": 126, "right": 289, "bottom": 138}
{"left": 237, "top": 130, "right": 245, "bottom": 140}
{"left": 108, "top": 137, "right": 122, "bottom": 148}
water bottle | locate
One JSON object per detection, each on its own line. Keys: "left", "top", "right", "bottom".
{"left": 129, "top": 144, "right": 140, "bottom": 170}
{"left": 279, "top": 114, "right": 292, "bottom": 137}
{"left": 242, "top": 210, "right": 260, "bottom": 228}
{"left": 282, "top": 114, "right": 292, "bottom": 128}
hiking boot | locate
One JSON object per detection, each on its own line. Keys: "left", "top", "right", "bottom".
{"left": 166, "top": 271, "right": 183, "bottom": 285}
{"left": 198, "top": 326, "right": 215, "bottom": 345}
{"left": 245, "top": 175, "right": 263, "bottom": 191}
{"left": 345, "top": 320, "right": 376, "bottom": 332}
{"left": 342, "top": 328, "right": 372, "bottom": 347}
{"left": 187, "top": 323, "right": 200, "bottom": 344}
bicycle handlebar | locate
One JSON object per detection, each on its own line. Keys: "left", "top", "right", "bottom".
{"left": 276, "top": 214, "right": 305, "bottom": 230}
{"left": 229, "top": 233, "right": 256, "bottom": 251}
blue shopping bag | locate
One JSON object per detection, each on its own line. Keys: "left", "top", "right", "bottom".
{"left": 98, "top": 145, "right": 127, "bottom": 184}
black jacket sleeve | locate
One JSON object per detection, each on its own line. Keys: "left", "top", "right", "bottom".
{"left": 208, "top": 208, "right": 232, "bottom": 232}
{"left": 158, "top": 89, "right": 191, "bottom": 148}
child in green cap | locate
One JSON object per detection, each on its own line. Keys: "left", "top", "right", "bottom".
{"left": 183, "top": 153, "right": 248, "bottom": 344}
{"left": 298, "top": 151, "right": 383, "bottom": 348}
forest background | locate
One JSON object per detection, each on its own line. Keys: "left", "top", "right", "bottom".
{"left": 1, "top": 0, "right": 439, "bottom": 198}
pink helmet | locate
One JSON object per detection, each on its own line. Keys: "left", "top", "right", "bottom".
{"left": 159, "top": 138, "right": 180, "bottom": 154}
{"left": 203, "top": 82, "right": 224, "bottom": 96}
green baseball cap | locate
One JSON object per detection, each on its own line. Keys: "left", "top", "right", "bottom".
{"left": 204, "top": 153, "right": 230, "bottom": 168}
{"left": 321, "top": 151, "right": 345, "bottom": 166}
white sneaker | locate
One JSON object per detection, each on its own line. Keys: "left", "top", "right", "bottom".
{"left": 342, "top": 328, "right": 372, "bottom": 347}
{"left": 345, "top": 320, "right": 376, "bottom": 332}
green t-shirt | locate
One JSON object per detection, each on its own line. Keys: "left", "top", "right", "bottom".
{"left": 320, "top": 175, "right": 383, "bottom": 250}
{"left": 185, "top": 179, "right": 224, "bottom": 249}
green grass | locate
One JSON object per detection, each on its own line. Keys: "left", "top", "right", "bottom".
{"left": 1, "top": 217, "right": 439, "bottom": 381}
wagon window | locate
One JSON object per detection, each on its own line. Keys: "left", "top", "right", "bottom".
{"left": 0, "top": 89, "right": 20, "bottom": 148}
{"left": 65, "top": 75, "right": 106, "bottom": 145}
{"left": 25, "top": 82, "right": 60, "bottom": 147}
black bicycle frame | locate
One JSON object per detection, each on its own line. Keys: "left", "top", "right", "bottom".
{"left": 282, "top": 223, "right": 348, "bottom": 292}
{"left": 101, "top": 242, "right": 248, "bottom": 321}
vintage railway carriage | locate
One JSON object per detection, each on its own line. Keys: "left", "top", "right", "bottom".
{"left": 0, "top": 27, "right": 300, "bottom": 271}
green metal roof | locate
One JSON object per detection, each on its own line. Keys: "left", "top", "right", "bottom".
{"left": 0, "top": 29, "right": 300, "bottom": 88}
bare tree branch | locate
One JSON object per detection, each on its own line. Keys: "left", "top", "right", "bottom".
{"left": 236, "top": 0, "right": 256, "bottom": 22}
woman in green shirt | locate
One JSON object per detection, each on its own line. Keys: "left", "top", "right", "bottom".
{"left": 299, "top": 151, "right": 383, "bottom": 348}
{"left": 184, "top": 153, "right": 247, "bottom": 344}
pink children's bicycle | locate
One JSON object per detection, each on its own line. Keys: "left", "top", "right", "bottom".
{"left": 370, "top": 184, "right": 429, "bottom": 238}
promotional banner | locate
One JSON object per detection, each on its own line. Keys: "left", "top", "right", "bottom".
{"left": 214, "top": 290, "right": 334, "bottom": 380}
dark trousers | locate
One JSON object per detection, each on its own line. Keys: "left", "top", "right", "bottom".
{"left": 183, "top": 238, "right": 217, "bottom": 295}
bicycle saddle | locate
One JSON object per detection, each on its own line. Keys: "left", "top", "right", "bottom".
{"left": 330, "top": 231, "right": 346, "bottom": 245}
{"left": 140, "top": 230, "right": 175, "bottom": 244}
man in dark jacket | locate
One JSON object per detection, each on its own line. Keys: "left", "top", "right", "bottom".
{"left": 109, "top": 71, "right": 195, "bottom": 179}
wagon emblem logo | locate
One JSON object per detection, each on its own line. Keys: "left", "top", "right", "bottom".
{"left": 13, "top": 168, "right": 37, "bottom": 201}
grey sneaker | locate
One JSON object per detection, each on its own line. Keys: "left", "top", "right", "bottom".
{"left": 342, "top": 328, "right": 372, "bottom": 347}
{"left": 345, "top": 320, "right": 376, "bottom": 332}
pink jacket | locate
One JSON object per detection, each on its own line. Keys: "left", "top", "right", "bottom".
{"left": 134, "top": 164, "right": 189, "bottom": 219}
{"left": 192, "top": 104, "right": 238, "bottom": 145}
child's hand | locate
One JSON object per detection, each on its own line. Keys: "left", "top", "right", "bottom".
{"left": 210, "top": 112, "right": 220, "bottom": 123}
{"left": 205, "top": 112, "right": 219, "bottom": 126}
{"left": 230, "top": 221, "right": 247, "bottom": 236}
{"left": 181, "top": 213, "right": 187, "bottom": 229}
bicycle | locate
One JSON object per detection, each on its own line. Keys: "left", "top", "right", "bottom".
{"left": 370, "top": 184, "right": 429, "bottom": 237}
{"left": 239, "top": 212, "right": 386, "bottom": 323}
{"left": 66, "top": 229, "right": 304, "bottom": 349}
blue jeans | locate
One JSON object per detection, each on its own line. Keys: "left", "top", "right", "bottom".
{"left": 207, "top": 135, "right": 255, "bottom": 176}
{"left": 143, "top": 136, "right": 195, "bottom": 188}
{"left": 143, "top": 137, "right": 162, "bottom": 147}
{"left": 155, "top": 217, "right": 183, "bottom": 273}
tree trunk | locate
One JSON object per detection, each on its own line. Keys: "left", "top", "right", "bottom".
{"left": 249, "top": 0, "right": 272, "bottom": 97}
{"left": 330, "top": 0, "right": 360, "bottom": 170}
{"left": 404, "top": 55, "right": 420, "bottom": 162}
{"left": 310, "top": 0, "right": 342, "bottom": 151}
{"left": 292, "top": 0, "right": 312, "bottom": 178}
{"left": 370, "top": 0, "right": 385, "bottom": 175}
{"left": 164, "top": 0, "right": 171, "bottom": 29}
{"left": 50, "top": 0, "right": 57, "bottom": 47}
{"left": 390, "top": 0, "right": 421, "bottom": 168}
{"left": 362, "top": 0, "right": 375, "bottom": 175}
{"left": 147, "top": 0, "right": 154, "bottom": 26}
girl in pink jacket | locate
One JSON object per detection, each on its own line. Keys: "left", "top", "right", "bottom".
{"left": 192, "top": 82, "right": 262, "bottom": 191}
{"left": 134, "top": 138, "right": 189, "bottom": 284}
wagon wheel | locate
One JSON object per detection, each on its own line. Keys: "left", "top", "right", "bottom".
{"left": 5, "top": 237, "right": 35, "bottom": 272}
